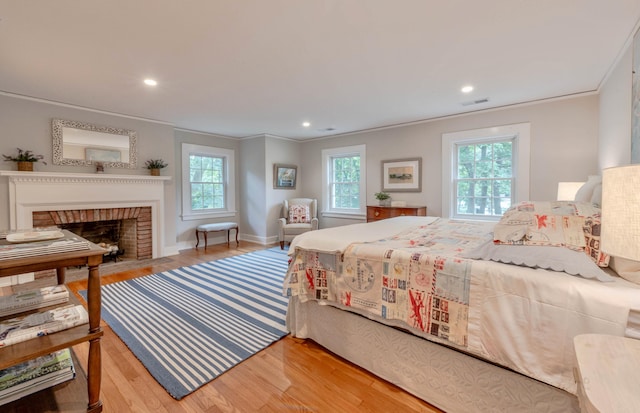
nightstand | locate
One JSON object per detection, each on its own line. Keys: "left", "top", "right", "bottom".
{"left": 573, "top": 334, "right": 640, "bottom": 413}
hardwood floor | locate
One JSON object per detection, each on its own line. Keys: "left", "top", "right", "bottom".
{"left": 5, "top": 242, "right": 443, "bottom": 413}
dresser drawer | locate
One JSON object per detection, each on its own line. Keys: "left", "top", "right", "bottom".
{"left": 367, "top": 206, "right": 427, "bottom": 222}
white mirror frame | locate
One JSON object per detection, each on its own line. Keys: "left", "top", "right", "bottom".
{"left": 52, "top": 118, "right": 138, "bottom": 168}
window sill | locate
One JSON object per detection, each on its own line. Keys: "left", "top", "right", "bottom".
{"left": 321, "top": 211, "right": 366, "bottom": 220}
{"left": 182, "top": 210, "right": 237, "bottom": 221}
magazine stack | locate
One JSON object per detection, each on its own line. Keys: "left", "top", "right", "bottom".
{"left": 0, "top": 304, "right": 89, "bottom": 348}
{"left": 0, "top": 285, "right": 70, "bottom": 318}
{"left": 0, "top": 348, "right": 75, "bottom": 406}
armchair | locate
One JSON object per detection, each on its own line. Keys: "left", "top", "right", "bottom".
{"left": 278, "top": 198, "right": 318, "bottom": 249}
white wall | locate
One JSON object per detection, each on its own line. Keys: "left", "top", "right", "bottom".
{"left": 239, "top": 136, "right": 267, "bottom": 243}
{"left": 265, "top": 135, "right": 302, "bottom": 241}
{"left": 599, "top": 43, "right": 633, "bottom": 168}
{"left": 299, "top": 95, "right": 600, "bottom": 228}
{"left": 0, "top": 82, "right": 618, "bottom": 245}
{"left": 173, "top": 129, "right": 241, "bottom": 248}
{"left": 0, "top": 94, "right": 178, "bottom": 252}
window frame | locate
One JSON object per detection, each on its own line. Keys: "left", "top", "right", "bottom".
{"left": 441, "top": 123, "right": 530, "bottom": 220}
{"left": 321, "top": 144, "right": 367, "bottom": 219}
{"left": 181, "top": 143, "right": 236, "bottom": 221}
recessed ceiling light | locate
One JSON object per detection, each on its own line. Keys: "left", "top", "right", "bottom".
{"left": 461, "top": 85, "right": 474, "bottom": 93}
{"left": 302, "top": 121, "right": 311, "bottom": 128}
{"left": 144, "top": 79, "right": 157, "bottom": 86}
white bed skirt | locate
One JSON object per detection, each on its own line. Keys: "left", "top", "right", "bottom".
{"left": 287, "top": 297, "right": 579, "bottom": 413}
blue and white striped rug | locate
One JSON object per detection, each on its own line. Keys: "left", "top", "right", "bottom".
{"left": 82, "top": 247, "right": 290, "bottom": 400}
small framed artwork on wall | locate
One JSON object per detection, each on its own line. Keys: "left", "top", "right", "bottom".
{"left": 274, "top": 164, "right": 297, "bottom": 189}
{"left": 381, "top": 157, "right": 422, "bottom": 192}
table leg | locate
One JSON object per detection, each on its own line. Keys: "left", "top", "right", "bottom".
{"left": 86, "top": 263, "right": 102, "bottom": 412}
{"left": 56, "top": 266, "right": 66, "bottom": 285}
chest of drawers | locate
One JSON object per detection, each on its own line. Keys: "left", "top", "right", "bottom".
{"left": 366, "top": 205, "right": 427, "bottom": 222}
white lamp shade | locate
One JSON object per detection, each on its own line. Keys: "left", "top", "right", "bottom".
{"left": 601, "top": 165, "right": 640, "bottom": 261}
{"left": 556, "top": 182, "right": 585, "bottom": 201}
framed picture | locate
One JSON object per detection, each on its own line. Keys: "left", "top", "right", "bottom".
{"left": 273, "top": 164, "right": 297, "bottom": 189}
{"left": 85, "top": 147, "right": 122, "bottom": 163}
{"left": 382, "top": 157, "right": 422, "bottom": 192}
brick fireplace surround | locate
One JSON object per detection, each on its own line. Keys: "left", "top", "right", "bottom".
{"left": 32, "top": 207, "right": 152, "bottom": 260}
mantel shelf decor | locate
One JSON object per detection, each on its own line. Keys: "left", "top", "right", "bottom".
{"left": 2, "top": 148, "right": 47, "bottom": 171}
{"left": 145, "top": 159, "right": 168, "bottom": 176}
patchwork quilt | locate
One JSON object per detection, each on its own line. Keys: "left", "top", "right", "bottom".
{"left": 283, "top": 219, "right": 493, "bottom": 347}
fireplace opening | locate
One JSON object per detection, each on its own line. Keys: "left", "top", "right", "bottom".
{"left": 60, "top": 219, "right": 136, "bottom": 263}
{"left": 32, "top": 207, "right": 152, "bottom": 261}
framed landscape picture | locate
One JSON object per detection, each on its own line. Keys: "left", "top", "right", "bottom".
{"left": 381, "top": 157, "right": 421, "bottom": 192}
{"left": 85, "top": 147, "right": 122, "bottom": 163}
{"left": 273, "top": 164, "right": 297, "bottom": 189}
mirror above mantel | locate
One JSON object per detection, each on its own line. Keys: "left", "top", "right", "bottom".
{"left": 52, "top": 118, "right": 138, "bottom": 168}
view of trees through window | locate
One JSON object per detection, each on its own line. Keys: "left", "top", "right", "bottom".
{"left": 190, "top": 155, "right": 225, "bottom": 210}
{"left": 331, "top": 155, "right": 361, "bottom": 209}
{"left": 455, "top": 140, "right": 513, "bottom": 217}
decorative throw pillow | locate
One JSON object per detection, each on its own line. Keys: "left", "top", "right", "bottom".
{"left": 289, "top": 204, "right": 311, "bottom": 224}
{"left": 493, "top": 201, "right": 609, "bottom": 267}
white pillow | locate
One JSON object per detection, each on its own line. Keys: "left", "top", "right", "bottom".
{"left": 590, "top": 183, "right": 602, "bottom": 207}
{"left": 574, "top": 175, "right": 602, "bottom": 203}
{"left": 463, "top": 240, "right": 615, "bottom": 282}
{"left": 609, "top": 257, "right": 640, "bottom": 285}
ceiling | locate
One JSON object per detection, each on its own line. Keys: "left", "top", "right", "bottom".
{"left": 1, "top": 1, "right": 640, "bottom": 140}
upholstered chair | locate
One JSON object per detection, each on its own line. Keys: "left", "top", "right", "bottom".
{"left": 277, "top": 198, "right": 319, "bottom": 249}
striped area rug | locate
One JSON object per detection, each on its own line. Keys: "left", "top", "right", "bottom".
{"left": 82, "top": 247, "right": 290, "bottom": 400}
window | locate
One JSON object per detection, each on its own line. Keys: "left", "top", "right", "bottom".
{"left": 190, "top": 154, "right": 224, "bottom": 210}
{"left": 442, "top": 123, "right": 530, "bottom": 220}
{"left": 322, "top": 145, "right": 366, "bottom": 218}
{"left": 181, "top": 143, "right": 236, "bottom": 220}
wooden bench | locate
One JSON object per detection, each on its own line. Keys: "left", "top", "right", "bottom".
{"left": 195, "top": 222, "right": 239, "bottom": 248}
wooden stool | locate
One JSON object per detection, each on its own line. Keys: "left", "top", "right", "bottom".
{"left": 195, "top": 222, "right": 239, "bottom": 248}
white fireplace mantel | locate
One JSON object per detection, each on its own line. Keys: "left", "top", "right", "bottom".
{"left": 0, "top": 171, "right": 170, "bottom": 258}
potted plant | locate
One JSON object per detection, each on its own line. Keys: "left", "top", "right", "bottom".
{"left": 145, "top": 159, "right": 168, "bottom": 176}
{"left": 374, "top": 191, "right": 391, "bottom": 206}
{"left": 2, "top": 148, "right": 47, "bottom": 171}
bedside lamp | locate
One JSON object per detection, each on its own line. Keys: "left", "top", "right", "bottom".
{"left": 601, "top": 164, "right": 640, "bottom": 284}
{"left": 556, "top": 181, "right": 585, "bottom": 201}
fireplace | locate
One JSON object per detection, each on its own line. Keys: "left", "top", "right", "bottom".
{"left": 0, "top": 171, "right": 168, "bottom": 286}
{"left": 32, "top": 207, "right": 152, "bottom": 260}
{"left": 0, "top": 171, "right": 168, "bottom": 259}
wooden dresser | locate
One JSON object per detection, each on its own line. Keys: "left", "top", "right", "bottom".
{"left": 367, "top": 205, "right": 427, "bottom": 222}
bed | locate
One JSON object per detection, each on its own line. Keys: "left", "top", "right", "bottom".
{"left": 282, "top": 202, "right": 640, "bottom": 413}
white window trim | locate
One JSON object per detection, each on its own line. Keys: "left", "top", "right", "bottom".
{"left": 441, "top": 123, "right": 530, "bottom": 220}
{"left": 181, "top": 143, "right": 236, "bottom": 221}
{"left": 321, "top": 144, "right": 367, "bottom": 219}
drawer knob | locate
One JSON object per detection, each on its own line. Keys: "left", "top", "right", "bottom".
{"left": 375, "top": 211, "right": 380, "bottom": 216}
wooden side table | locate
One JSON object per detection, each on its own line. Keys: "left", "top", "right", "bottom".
{"left": 0, "top": 231, "right": 105, "bottom": 412}
{"left": 573, "top": 334, "right": 640, "bottom": 413}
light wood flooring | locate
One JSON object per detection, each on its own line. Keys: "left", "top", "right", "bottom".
{"left": 4, "top": 242, "right": 443, "bottom": 413}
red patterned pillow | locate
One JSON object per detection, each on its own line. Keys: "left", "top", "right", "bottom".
{"left": 494, "top": 201, "right": 609, "bottom": 267}
{"left": 289, "top": 204, "right": 310, "bottom": 223}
